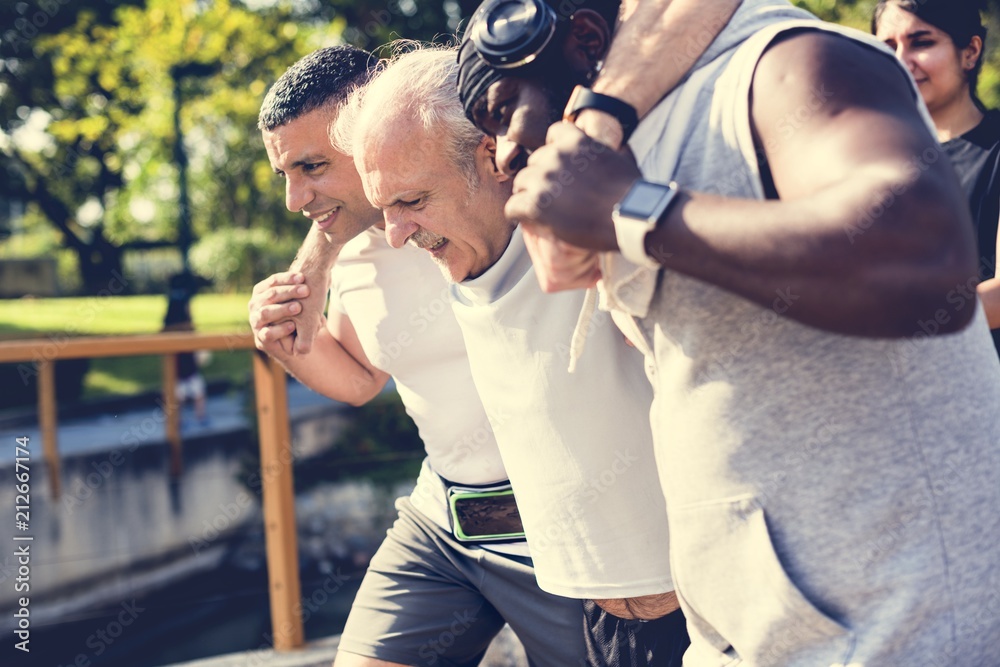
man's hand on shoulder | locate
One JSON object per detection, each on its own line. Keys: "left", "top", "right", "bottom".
{"left": 249, "top": 272, "right": 317, "bottom": 361}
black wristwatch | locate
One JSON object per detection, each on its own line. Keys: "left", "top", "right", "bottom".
{"left": 563, "top": 85, "right": 640, "bottom": 144}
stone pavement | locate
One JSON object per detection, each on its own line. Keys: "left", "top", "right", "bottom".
{"left": 168, "top": 625, "right": 528, "bottom": 667}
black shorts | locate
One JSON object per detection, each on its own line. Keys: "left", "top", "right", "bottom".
{"left": 583, "top": 600, "right": 690, "bottom": 667}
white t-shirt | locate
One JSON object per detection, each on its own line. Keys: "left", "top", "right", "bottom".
{"left": 450, "top": 227, "right": 674, "bottom": 598}
{"left": 330, "top": 227, "right": 526, "bottom": 556}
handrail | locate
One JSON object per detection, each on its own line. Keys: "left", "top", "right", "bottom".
{"left": 0, "top": 331, "right": 256, "bottom": 362}
{"left": 0, "top": 331, "right": 304, "bottom": 651}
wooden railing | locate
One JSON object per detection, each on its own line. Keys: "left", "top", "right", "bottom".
{"left": 0, "top": 332, "right": 305, "bottom": 651}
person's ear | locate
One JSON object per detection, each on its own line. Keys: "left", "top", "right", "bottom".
{"left": 962, "top": 35, "right": 984, "bottom": 72}
{"left": 562, "top": 9, "right": 611, "bottom": 78}
{"left": 477, "top": 135, "right": 511, "bottom": 183}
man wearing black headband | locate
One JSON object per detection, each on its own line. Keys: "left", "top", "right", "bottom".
{"left": 461, "top": 0, "right": 1000, "bottom": 664}
{"left": 455, "top": 3, "right": 696, "bottom": 664}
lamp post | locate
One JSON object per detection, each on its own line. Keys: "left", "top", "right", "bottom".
{"left": 169, "top": 62, "right": 217, "bottom": 281}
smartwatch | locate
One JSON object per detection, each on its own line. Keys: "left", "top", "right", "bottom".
{"left": 612, "top": 180, "right": 680, "bottom": 268}
{"left": 563, "top": 85, "right": 640, "bottom": 144}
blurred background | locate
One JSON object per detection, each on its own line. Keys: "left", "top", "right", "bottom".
{"left": 1, "top": 0, "right": 999, "bottom": 666}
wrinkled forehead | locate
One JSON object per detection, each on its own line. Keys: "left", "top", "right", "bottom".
{"left": 356, "top": 118, "right": 437, "bottom": 201}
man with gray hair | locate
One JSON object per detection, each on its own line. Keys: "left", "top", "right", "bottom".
{"left": 336, "top": 45, "right": 686, "bottom": 665}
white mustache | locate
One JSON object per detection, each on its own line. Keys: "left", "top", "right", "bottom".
{"left": 409, "top": 229, "right": 446, "bottom": 250}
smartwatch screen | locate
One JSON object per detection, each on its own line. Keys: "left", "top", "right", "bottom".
{"left": 621, "top": 181, "right": 670, "bottom": 217}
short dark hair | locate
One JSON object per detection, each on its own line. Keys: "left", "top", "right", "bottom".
{"left": 872, "top": 0, "right": 988, "bottom": 106}
{"left": 258, "top": 46, "right": 377, "bottom": 131}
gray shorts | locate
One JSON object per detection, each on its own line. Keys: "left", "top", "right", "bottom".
{"left": 338, "top": 496, "right": 587, "bottom": 667}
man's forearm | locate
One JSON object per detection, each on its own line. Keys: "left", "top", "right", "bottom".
{"left": 578, "top": 0, "right": 742, "bottom": 148}
{"left": 290, "top": 224, "right": 342, "bottom": 288}
{"left": 596, "top": 0, "right": 741, "bottom": 117}
{"left": 286, "top": 225, "right": 344, "bottom": 353}
{"left": 646, "top": 172, "right": 977, "bottom": 338}
{"left": 274, "top": 324, "right": 386, "bottom": 406}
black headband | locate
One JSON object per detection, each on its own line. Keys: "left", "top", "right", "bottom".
{"left": 457, "top": 36, "right": 506, "bottom": 123}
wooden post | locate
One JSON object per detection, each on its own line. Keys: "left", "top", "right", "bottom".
{"left": 162, "top": 354, "right": 183, "bottom": 476}
{"left": 252, "top": 351, "right": 303, "bottom": 651}
{"left": 37, "top": 360, "right": 61, "bottom": 499}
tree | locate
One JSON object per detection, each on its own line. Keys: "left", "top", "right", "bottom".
{"left": 1, "top": 0, "right": 143, "bottom": 293}
{"left": 1, "top": 0, "right": 333, "bottom": 294}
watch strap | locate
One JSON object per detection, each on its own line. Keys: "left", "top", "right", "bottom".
{"left": 563, "top": 85, "right": 640, "bottom": 144}
{"left": 613, "top": 213, "right": 662, "bottom": 269}
{"left": 612, "top": 180, "right": 679, "bottom": 268}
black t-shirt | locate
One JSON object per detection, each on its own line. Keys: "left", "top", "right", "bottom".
{"left": 941, "top": 109, "right": 1000, "bottom": 357}
{"left": 177, "top": 351, "right": 198, "bottom": 380}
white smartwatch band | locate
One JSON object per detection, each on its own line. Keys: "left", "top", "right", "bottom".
{"left": 612, "top": 212, "right": 661, "bottom": 268}
{"left": 612, "top": 180, "right": 680, "bottom": 269}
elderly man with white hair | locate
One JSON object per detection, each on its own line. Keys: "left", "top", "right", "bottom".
{"left": 334, "top": 45, "right": 686, "bottom": 663}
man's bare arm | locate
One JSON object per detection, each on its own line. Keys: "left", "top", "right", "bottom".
{"left": 573, "top": 0, "right": 743, "bottom": 148}
{"left": 508, "top": 33, "right": 978, "bottom": 337}
{"left": 528, "top": 0, "right": 743, "bottom": 291}
{"left": 285, "top": 224, "right": 343, "bottom": 354}
{"left": 249, "top": 273, "right": 389, "bottom": 405}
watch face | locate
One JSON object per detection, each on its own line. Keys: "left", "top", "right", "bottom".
{"left": 620, "top": 181, "right": 672, "bottom": 218}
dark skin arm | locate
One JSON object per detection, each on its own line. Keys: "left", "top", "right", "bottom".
{"left": 506, "top": 32, "right": 979, "bottom": 337}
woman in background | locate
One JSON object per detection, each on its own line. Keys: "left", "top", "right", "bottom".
{"left": 874, "top": 0, "right": 1000, "bottom": 358}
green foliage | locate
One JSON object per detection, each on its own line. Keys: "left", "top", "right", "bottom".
{"left": 9, "top": 0, "right": 999, "bottom": 295}
{"left": 1, "top": 0, "right": 346, "bottom": 293}
{"left": 82, "top": 349, "right": 252, "bottom": 398}
{"left": 792, "top": 0, "right": 873, "bottom": 29}
{"left": 333, "top": 394, "right": 424, "bottom": 461}
{"left": 279, "top": 392, "right": 423, "bottom": 493}
{"left": 190, "top": 227, "right": 300, "bottom": 292}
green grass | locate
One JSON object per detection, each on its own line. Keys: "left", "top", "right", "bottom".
{"left": 0, "top": 294, "right": 251, "bottom": 337}
{"left": 0, "top": 294, "right": 254, "bottom": 398}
